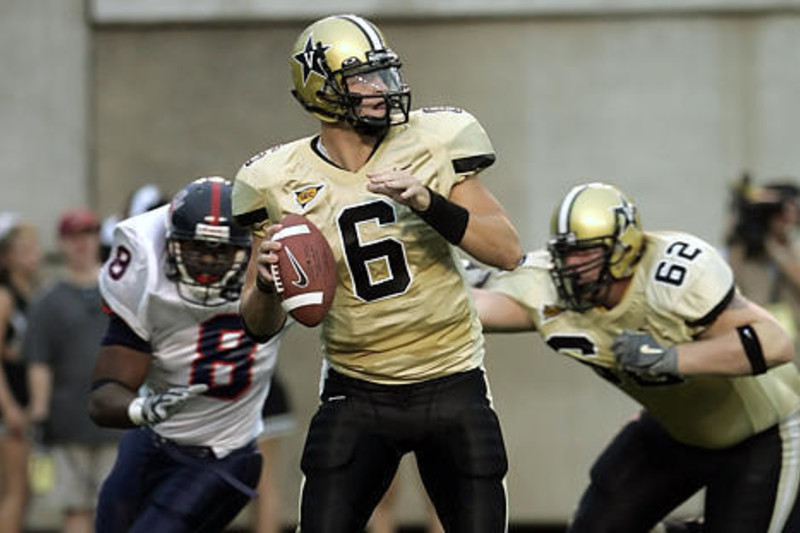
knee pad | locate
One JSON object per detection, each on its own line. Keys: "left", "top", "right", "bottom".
{"left": 301, "top": 401, "right": 360, "bottom": 473}
{"left": 452, "top": 404, "right": 508, "bottom": 478}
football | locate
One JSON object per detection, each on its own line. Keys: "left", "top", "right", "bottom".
{"left": 270, "top": 213, "right": 337, "bottom": 327}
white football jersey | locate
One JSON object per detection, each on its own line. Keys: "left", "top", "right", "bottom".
{"left": 487, "top": 231, "right": 800, "bottom": 449}
{"left": 99, "top": 206, "right": 284, "bottom": 457}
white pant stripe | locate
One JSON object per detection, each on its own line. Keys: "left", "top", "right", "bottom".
{"left": 769, "top": 409, "right": 800, "bottom": 533}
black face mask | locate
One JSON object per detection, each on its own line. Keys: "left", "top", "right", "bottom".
{"left": 548, "top": 241, "right": 613, "bottom": 312}
{"left": 178, "top": 240, "right": 240, "bottom": 285}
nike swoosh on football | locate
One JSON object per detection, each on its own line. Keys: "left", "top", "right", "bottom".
{"left": 286, "top": 247, "right": 309, "bottom": 288}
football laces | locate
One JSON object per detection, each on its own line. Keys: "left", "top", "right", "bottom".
{"left": 269, "top": 263, "right": 285, "bottom": 294}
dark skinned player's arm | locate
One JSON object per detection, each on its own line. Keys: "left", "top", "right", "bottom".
{"left": 88, "top": 343, "right": 151, "bottom": 428}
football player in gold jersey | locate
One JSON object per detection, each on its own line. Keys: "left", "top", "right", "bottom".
{"left": 473, "top": 182, "right": 800, "bottom": 532}
{"left": 232, "top": 13, "right": 521, "bottom": 533}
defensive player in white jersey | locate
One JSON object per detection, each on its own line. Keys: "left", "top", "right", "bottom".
{"left": 473, "top": 182, "right": 800, "bottom": 532}
{"left": 88, "top": 177, "right": 286, "bottom": 532}
{"left": 232, "top": 14, "right": 521, "bottom": 533}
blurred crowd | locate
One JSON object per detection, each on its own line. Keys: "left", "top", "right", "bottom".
{"left": 0, "top": 184, "right": 169, "bottom": 533}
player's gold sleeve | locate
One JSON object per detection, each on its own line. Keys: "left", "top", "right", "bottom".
{"left": 232, "top": 159, "right": 275, "bottom": 237}
{"left": 645, "top": 232, "right": 735, "bottom": 327}
{"left": 414, "top": 108, "right": 496, "bottom": 176}
{"left": 484, "top": 250, "right": 553, "bottom": 320}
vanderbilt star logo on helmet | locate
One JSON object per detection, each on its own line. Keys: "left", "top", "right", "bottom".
{"left": 613, "top": 195, "right": 637, "bottom": 232}
{"left": 293, "top": 34, "right": 331, "bottom": 86}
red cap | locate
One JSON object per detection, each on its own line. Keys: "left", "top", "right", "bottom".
{"left": 58, "top": 209, "right": 100, "bottom": 236}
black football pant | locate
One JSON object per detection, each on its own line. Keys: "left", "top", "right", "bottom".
{"left": 568, "top": 410, "right": 800, "bottom": 533}
{"left": 299, "top": 367, "right": 508, "bottom": 533}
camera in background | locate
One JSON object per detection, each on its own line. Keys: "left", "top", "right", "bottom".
{"left": 728, "top": 172, "right": 800, "bottom": 258}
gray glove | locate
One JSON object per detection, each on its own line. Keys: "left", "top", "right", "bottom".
{"left": 460, "top": 258, "right": 494, "bottom": 288}
{"left": 128, "top": 384, "right": 208, "bottom": 426}
{"left": 612, "top": 330, "right": 680, "bottom": 378}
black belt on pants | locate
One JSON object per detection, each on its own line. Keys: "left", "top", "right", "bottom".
{"left": 147, "top": 428, "right": 259, "bottom": 499}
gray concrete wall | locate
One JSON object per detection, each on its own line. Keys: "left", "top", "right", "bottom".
{"left": 89, "top": 0, "right": 800, "bottom": 22}
{"left": 0, "top": 0, "right": 88, "bottom": 252}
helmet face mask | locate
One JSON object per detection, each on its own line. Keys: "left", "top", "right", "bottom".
{"left": 548, "top": 183, "right": 644, "bottom": 312}
{"left": 549, "top": 238, "right": 616, "bottom": 312}
{"left": 291, "top": 14, "right": 411, "bottom": 135}
{"left": 166, "top": 177, "right": 251, "bottom": 307}
{"left": 340, "top": 65, "right": 410, "bottom": 133}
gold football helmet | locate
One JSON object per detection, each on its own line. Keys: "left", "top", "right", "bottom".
{"left": 290, "top": 14, "right": 411, "bottom": 134}
{"left": 548, "top": 182, "right": 644, "bottom": 311}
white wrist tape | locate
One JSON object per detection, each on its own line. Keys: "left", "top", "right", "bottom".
{"left": 127, "top": 397, "right": 147, "bottom": 426}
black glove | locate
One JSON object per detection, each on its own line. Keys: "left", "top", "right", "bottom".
{"left": 612, "top": 330, "right": 680, "bottom": 378}
{"left": 127, "top": 384, "right": 208, "bottom": 426}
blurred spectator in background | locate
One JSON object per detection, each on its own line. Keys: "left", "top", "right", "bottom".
{"left": 23, "top": 209, "right": 121, "bottom": 533}
{"left": 251, "top": 373, "right": 295, "bottom": 533}
{"left": 0, "top": 213, "right": 42, "bottom": 531}
{"left": 99, "top": 184, "right": 168, "bottom": 261}
{"left": 727, "top": 174, "right": 800, "bottom": 363}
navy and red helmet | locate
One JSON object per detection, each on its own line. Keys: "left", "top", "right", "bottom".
{"left": 166, "top": 176, "right": 251, "bottom": 306}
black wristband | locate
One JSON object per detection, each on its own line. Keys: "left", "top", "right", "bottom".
{"left": 256, "top": 274, "right": 276, "bottom": 294}
{"left": 413, "top": 187, "right": 470, "bottom": 244}
{"left": 736, "top": 325, "right": 767, "bottom": 375}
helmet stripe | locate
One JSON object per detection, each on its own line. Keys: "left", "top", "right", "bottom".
{"left": 209, "top": 179, "right": 222, "bottom": 225}
{"left": 558, "top": 184, "right": 589, "bottom": 234}
{"left": 338, "top": 14, "right": 384, "bottom": 50}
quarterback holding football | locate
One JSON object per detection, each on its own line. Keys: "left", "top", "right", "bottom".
{"left": 473, "top": 182, "right": 800, "bottom": 532}
{"left": 89, "top": 177, "right": 286, "bottom": 532}
{"left": 232, "top": 13, "right": 521, "bottom": 533}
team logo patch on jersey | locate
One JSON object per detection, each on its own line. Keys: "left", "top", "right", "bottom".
{"left": 540, "top": 304, "right": 564, "bottom": 322}
{"left": 293, "top": 184, "right": 325, "bottom": 210}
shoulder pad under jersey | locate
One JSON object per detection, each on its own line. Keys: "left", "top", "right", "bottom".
{"left": 411, "top": 107, "right": 496, "bottom": 175}
{"left": 644, "top": 232, "right": 734, "bottom": 327}
{"left": 232, "top": 139, "right": 309, "bottom": 233}
{"left": 98, "top": 207, "right": 168, "bottom": 341}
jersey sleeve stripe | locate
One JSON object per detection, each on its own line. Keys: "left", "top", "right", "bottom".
{"left": 452, "top": 153, "right": 496, "bottom": 174}
{"left": 101, "top": 313, "right": 152, "bottom": 353}
{"left": 234, "top": 208, "right": 269, "bottom": 229}
{"left": 686, "top": 283, "right": 735, "bottom": 328}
